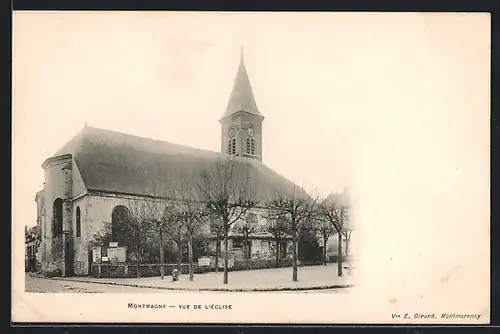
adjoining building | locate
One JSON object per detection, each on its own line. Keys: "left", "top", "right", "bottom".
{"left": 25, "top": 225, "right": 40, "bottom": 272}
{"left": 321, "top": 189, "right": 354, "bottom": 262}
{"left": 35, "top": 54, "right": 308, "bottom": 277}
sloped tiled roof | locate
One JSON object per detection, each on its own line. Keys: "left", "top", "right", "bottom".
{"left": 47, "top": 127, "right": 307, "bottom": 203}
{"left": 325, "top": 190, "right": 350, "bottom": 207}
{"left": 221, "top": 55, "right": 262, "bottom": 120}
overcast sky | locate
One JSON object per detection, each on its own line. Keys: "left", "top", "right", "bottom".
{"left": 14, "top": 9, "right": 489, "bottom": 268}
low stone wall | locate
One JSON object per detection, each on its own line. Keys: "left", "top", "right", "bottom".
{"left": 90, "top": 263, "right": 214, "bottom": 278}
{"left": 232, "top": 258, "right": 294, "bottom": 270}
{"left": 89, "top": 258, "right": 334, "bottom": 278}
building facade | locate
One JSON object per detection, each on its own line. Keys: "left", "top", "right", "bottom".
{"left": 25, "top": 225, "right": 40, "bottom": 272}
{"left": 35, "top": 54, "right": 301, "bottom": 277}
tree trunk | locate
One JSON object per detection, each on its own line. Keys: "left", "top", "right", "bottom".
{"left": 345, "top": 237, "right": 350, "bottom": 258}
{"left": 292, "top": 223, "right": 298, "bottom": 282}
{"left": 223, "top": 221, "right": 229, "bottom": 284}
{"left": 323, "top": 237, "right": 327, "bottom": 266}
{"left": 275, "top": 239, "right": 279, "bottom": 268}
{"left": 245, "top": 238, "right": 250, "bottom": 271}
{"left": 136, "top": 238, "right": 141, "bottom": 278}
{"left": 177, "top": 242, "right": 182, "bottom": 271}
{"left": 337, "top": 232, "right": 343, "bottom": 277}
{"left": 159, "top": 229, "right": 164, "bottom": 280}
{"left": 215, "top": 240, "right": 219, "bottom": 273}
{"left": 188, "top": 233, "right": 194, "bottom": 282}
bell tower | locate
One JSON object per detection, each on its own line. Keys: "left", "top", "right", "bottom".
{"left": 220, "top": 50, "right": 264, "bottom": 162}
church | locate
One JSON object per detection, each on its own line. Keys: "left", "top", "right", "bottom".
{"left": 35, "top": 54, "right": 308, "bottom": 277}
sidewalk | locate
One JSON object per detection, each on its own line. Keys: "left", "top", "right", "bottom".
{"left": 41, "top": 264, "right": 354, "bottom": 292}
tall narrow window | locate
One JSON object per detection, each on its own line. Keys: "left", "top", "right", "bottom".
{"left": 228, "top": 138, "right": 236, "bottom": 155}
{"left": 75, "top": 206, "right": 81, "bottom": 237}
{"left": 52, "top": 198, "right": 63, "bottom": 237}
{"left": 227, "top": 127, "right": 237, "bottom": 155}
{"left": 246, "top": 138, "right": 255, "bottom": 155}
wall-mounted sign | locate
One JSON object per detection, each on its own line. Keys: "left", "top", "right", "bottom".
{"left": 198, "top": 257, "right": 211, "bottom": 267}
{"left": 107, "top": 247, "right": 126, "bottom": 262}
{"left": 92, "top": 247, "right": 101, "bottom": 262}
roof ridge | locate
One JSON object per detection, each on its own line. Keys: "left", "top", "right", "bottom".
{"left": 46, "top": 126, "right": 303, "bottom": 202}
{"left": 51, "top": 126, "right": 223, "bottom": 159}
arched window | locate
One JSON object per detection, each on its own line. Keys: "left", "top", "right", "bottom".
{"left": 75, "top": 206, "right": 81, "bottom": 237}
{"left": 246, "top": 212, "right": 258, "bottom": 226}
{"left": 246, "top": 138, "right": 255, "bottom": 155}
{"left": 111, "top": 206, "right": 129, "bottom": 246}
{"left": 228, "top": 138, "right": 236, "bottom": 155}
{"left": 52, "top": 198, "right": 63, "bottom": 237}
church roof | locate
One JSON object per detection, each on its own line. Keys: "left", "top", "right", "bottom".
{"left": 220, "top": 54, "right": 262, "bottom": 120}
{"left": 325, "top": 190, "right": 350, "bottom": 207}
{"left": 47, "top": 127, "right": 307, "bottom": 203}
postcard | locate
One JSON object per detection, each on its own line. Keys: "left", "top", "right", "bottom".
{"left": 12, "top": 11, "right": 490, "bottom": 324}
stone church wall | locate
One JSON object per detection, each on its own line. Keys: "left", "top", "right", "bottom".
{"left": 80, "top": 194, "right": 166, "bottom": 274}
{"left": 40, "top": 156, "right": 71, "bottom": 276}
{"left": 72, "top": 196, "right": 88, "bottom": 276}
{"left": 77, "top": 194, "right": 124, "bottom": 274}
{"left": 40, "top": 156, "right": 88, "bottom": 276}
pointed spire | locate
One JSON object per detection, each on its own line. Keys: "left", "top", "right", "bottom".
{"left": 220, "top": 49, "right": 262, "bottom": 120}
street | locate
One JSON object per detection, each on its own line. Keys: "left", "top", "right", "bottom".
{"left": 59, "top": 264, "right": 352, "bottom": 291}
{"left": 25, "top": 274, "right": 174, "bottom": 293}
{"left": 25, "top": 274, "right": 345, "bottom": 293}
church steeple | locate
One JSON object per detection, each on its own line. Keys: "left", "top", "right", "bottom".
{"left": 219, "top": 51, "right": 264, "bottom": 162}
{"left": 220, "top": 49, "right": 262, "bottom": 120}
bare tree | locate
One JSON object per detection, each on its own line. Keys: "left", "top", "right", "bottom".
{"left": 263, "top": 216, "right": 291, "bottom": 268}
{"left": 314, "top": 216, "right": 336, "bottom": 265}
{"left": 317, "top": 197, "right": 349, "bottom": 277}
{"left": 86, "top": 221, "right": 112, "bottom": 272}
{"left": 122, "top": 199, "right": 154, "bottom": 278}
{"left": 152, "top": 218, "right": 168, "bottom": 279}
{"left": 233, "top": 213, "right": 259, "bottom": 270}
{"left": 209, "top": 217, "right": 224, "bottom": 272}
{"left": 198, "top": 158, "right": 258, "bottom": 284}
{"left": 163, "top": 215, "right": 186, "bottom": 272}
{"left": 342, "top": 229, "right": 352, "bottom": 258}
{"left": 142, "top": 198, "right": 170, "bottom": 280}
{"left": 166, "top": 177, "right": 209, "bottom": 281}
{"left": 296, "top": 217, "right": 319, "bottom": 263}
{"left": 264, "top": 185, "right": 316, "bottom": 282}
{"left": 87, "top": 221, "right": 112, "bottom": 249}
